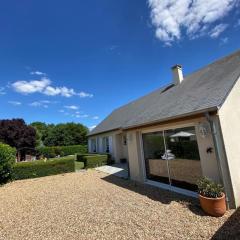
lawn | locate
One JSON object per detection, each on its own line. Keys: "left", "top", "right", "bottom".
{"left": 0, "top": 171, "right": 238, "bottom": 239}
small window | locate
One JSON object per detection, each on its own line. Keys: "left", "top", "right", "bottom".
{"left": 123, "top": 135, "right": 127, "bottom": 146}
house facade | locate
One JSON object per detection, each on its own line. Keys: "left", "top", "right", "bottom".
{"left": 88, "top": 50, "right": 240, "bottom": 209}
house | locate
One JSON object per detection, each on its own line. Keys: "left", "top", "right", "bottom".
{"left": 88, "top": 50, "right": 240, "bottom": 209}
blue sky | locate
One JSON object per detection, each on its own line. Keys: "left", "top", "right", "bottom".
{"left": 0, "top": 0, "right": 240, "bottom": 130}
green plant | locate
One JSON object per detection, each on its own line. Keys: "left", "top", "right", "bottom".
{"left": 197, "top": 177, "right": 224, "bottom": 198}
{"left": 0, "top": 143, "right": 16, "bottom": 183}
{"left": 37, "top": 145, "right": 87, "bottom": 158}
{"left": 13, "top": 157, "right": 75, "bottom": 180}
{"left": 76, "top": 154, "right": 110, "bottom": 169}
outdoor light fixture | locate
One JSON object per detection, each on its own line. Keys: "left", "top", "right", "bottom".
{"left": 199, "top": 123, "right": 209, "bottom": 138}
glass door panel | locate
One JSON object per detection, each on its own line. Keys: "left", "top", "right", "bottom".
{"left": 164, "top": 126, "right": 202, "bottom": 191}
{"left": 142, "top": 132, "right": 170, "bottom": 185}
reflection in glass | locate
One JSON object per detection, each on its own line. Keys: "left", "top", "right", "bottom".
{"left": 165, "top": 127, "right": 202, "bottom": 191}
{"left": 142, "top": 132, "right": 169, "bottom": 184}
{"left": 142, "top": 126, "right": 202, "bottom": 192}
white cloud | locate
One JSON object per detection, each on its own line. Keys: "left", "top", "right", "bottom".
{"left": 0, "top": 87, "right": 6, "bottom": 95}
{"left": 29, "top": 101, "right": 49, "bottom": 108}
{"left": 8, "top": 101, "right": 22, "bottom": 106}
{"left": 209, "top": 24, "right": 228, "bottom": 38}
{"left": 78, "top": 91, "right": 94, "bottom": 98}
{"left": 59, "top": 109, "right": 65, "bottom": 113}
{"left": 64, "top": 105, "right": 79, "bottom": 110}
{"left": 30, "top": 71, "right": 46, "bottom": 76}
{"left": 92, "top": 116, "right": 99, "bottom": 120}
{"left": 12, "top": 78, "right": 51, "bottom": 94}
{"left": 89, "top": 125, "right": 96, "bottom": 131}
{"left": 75, "top": 114, "right": 89, "bottom": 118}
{"left": 81, "top": 114, "right": 89, "bottom": 118}
{"left": 148, "top": 0, "right": 238, "bottom": 44}
{"left": 12, "top": 77, "right": 93, "bottom": 98}
{"left": 220, "top": 37, "right": 229, "bottom": 45}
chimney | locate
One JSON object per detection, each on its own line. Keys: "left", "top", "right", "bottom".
{"left": 171, "top": 64, "right": 183, "bottom": 85}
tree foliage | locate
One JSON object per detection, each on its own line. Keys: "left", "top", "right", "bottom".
{"left": 0, "top": 119, "right": 36, "bottom": 150}
{"left": 0, "top": 143, "right": 16, "bottom": 183}
{"left": 31, "top": 122, "right": 88, "bottom": 147}
{"left": 30, "top": 122, "right": 54, "bottom": 146}
{"left": 43, "top": 123, "right": 88, "bottom": 146}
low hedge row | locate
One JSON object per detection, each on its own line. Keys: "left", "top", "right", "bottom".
{"left": 76, "top": 154, "right": 110, "bottom": 169}
{"left": 36, "top": 145, "right": 87, "bottom": 158}
{"left": 13, "top": 157, "right": 75, "bottom": 180}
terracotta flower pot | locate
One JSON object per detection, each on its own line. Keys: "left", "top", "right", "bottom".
{"left": 199, "top": 193, "right": 226, "bottom": 217}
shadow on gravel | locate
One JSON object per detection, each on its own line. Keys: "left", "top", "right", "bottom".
{"left": 211, "top": 208, "right": 240, "bottom": 240}
{"left": 101, "top": 174, "right": 206, "bottom": 216}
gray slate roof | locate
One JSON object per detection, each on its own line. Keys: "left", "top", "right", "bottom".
{"left": 89, "top": 50, "right": 240, "bottom": 136}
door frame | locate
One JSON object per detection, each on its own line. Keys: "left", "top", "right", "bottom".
{"left": 139, "top": 121, "right": 201, "bottom": 197}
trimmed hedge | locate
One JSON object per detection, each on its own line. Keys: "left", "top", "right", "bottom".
{"left": 0, "top": 143, "right": 16, "bottom": 183}
{"left": 76, "top": 154, "right": 110, "bottom": 169}
{"left": 13, "top": 157, "right": 75, "bottom": 180}
{"left": 36, "top": 145, "right": 87, "bottom": 158}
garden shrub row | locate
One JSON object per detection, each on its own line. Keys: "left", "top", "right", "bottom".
{"left": 76, "top": 154, "right": 111, "bottom": 169}
{"left": 13, "top": 157, "right": 75, "bottom": 180}
{"left": 36, "top": 145, "right": 87, "bottom": 158}
{"left": 0, "top": 143, "right": 16, "bottom": 184}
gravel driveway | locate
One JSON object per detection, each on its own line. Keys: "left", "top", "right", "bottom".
{"left": 0, "top": 171, "right": 237, "bottom": 240}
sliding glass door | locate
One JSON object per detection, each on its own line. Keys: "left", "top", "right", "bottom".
{"left": 142, "top": 132, "right": 170, "bottom": 184}
{"left": 142, "top": 126, "right": 202, "bottom": 192}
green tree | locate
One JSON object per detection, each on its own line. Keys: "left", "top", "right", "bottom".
{"left": 43, "top": 123, "right": 88, "bottom": 146}
{"left": 31, "top": 122, "right": 54, "bottom": 146}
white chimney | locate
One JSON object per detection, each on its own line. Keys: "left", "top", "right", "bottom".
{"left": 172, "top": 64, "right": 183, "bottom": 85}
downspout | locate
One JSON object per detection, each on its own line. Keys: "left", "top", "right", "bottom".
{"left": 204, "top": 112, "right": 231, "bottom": 208}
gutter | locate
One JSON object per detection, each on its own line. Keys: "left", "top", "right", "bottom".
{"left": 205, "top": 111, "right": 234, "bottom": 208}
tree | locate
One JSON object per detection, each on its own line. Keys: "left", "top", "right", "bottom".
{"left": 43, "top": 122, "right": 88, "bottom": 146}
{"left": 0, "top": 119, "right": 36, "bottom": 151}
{"left": 30, "top": 122, "right": 53, "bottom": 145}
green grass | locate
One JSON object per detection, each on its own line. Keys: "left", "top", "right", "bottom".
{"left": 74, "top": 161, "right": 84, "bottom": 171}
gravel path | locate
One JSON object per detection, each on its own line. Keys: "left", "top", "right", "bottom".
{"left": 0, "top": 171, "right": 236, "bottom": 240}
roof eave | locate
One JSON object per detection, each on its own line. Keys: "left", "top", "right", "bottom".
{"left": 87, "top": 127, "right": 122, "bottom": 137}
{"left": 122, "top": 107, "right": 218, "bottom": 131}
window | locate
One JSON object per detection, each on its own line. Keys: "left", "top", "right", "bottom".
{"left": 142, "top": 126, "right": 202, "bottom": 191}
{"left": 102, "top": 137, "right": 110, "bottom": 153}
{"left": 91, "top": 139, "right": 97, "bottom": 153}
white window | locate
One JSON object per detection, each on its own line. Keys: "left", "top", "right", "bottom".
{"left": 102, "top": 137, "right": 110, "bottom": 153}
{"left": 91, "top": 139, "right": 97, "bottom": 153}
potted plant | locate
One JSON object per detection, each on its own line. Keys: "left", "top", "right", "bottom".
{"left": 197, "top": 177, "right": 226, "bottom": 217}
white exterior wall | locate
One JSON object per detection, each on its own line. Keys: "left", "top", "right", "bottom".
{"left": 127, "top": 131, "right": 144, "bottom": 182}
{"left": 218, "top": 77, "right": 240, "bottom": 208}
{"left": 88, "top": 130, "right": 124, "bottom": 162}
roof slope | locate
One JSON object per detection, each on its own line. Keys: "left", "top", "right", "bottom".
{"left": 89, "top": 50, "right": 240, "bottom": 136}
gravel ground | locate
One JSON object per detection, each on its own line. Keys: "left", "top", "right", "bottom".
{"left": 0, "top": 170, "right": 236, "bottom": 240}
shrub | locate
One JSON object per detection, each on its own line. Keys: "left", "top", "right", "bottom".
{"left": 36, "top": 145, "right": 87, "bottom": 158}
{"left": 76, "top": 154, "right": 110, "bottom": 169}
{"left": 197, "top": 177, "right": 224, "bottom": 198}
{"left": 0, "top": 143, "right": 16, "bottom": 183}
{"left": 13, "top": 157, "right": 75, "bottom": 180}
